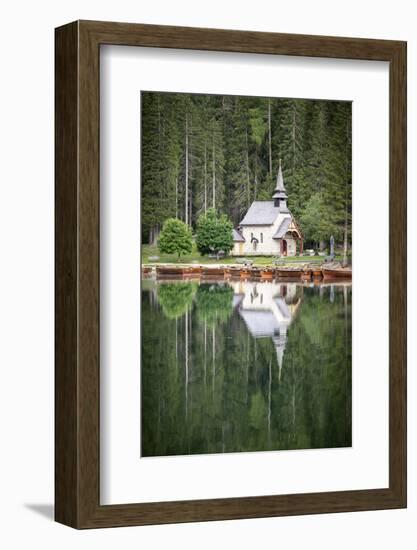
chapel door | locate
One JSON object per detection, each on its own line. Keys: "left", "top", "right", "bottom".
{"left": 282, "top": 239, "right": 287, "bottom": 256}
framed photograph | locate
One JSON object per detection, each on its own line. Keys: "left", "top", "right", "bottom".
{"left": 55, "top": 20, "right": 406, "bottom": 528}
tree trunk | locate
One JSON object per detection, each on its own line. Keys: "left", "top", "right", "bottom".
{"left": 185, "top": 113, "right": 189, "bottom": 225}
{"left": 204, "top": 320, "right": 207, "bottom": 385}
{"left": 343, "top": 285, "right": 349, "bottom": 422}
{"left": 343, "top": 116, "right": 350, "bottom": 267}
{"left": 204, "top": 142, "right": 207, "bottom": 213}
{"left": 212, "top": 325, "right": 216, "bottom": 393}
{"left": 175, "top": 175, "right": 178, "bottom": 218}
{"left": 268, "top": 99, "right": 272, "bottom": 176}
{"left": 157, "top": 96, "right": 164, "bottom": 220}
{"left": 189, "top": 185, "right": 192, "bottom": 228}
{"left": 212, "top": 133, "right": 216, "bottom": 209}
{"left": 268, "top": 359, "right": 272, "bottom": 438}
{"left": 185, "top": 309, "right": 189, "bottom": 419}
{"left": 246, "top": 332, "right": 250, "bottom": 405}
{"left": 292, "top": 105, "right": 296, "bottom": 175}
{"left": 175, "top": 318, "right": 178, "bottom": 361}
{"left": 245, "top": 128, "right": 251, "bottom": 208}
{"left": 189, "top": 308, "right": 192, "bottom": 414}
{"left": 343, "top": 203, "right": 348, "bottom": 266}
{"left": 254, "top": 142, "right": 260, "bottom": 200}
{"left": 149, "top": 225, "right": 159, "bottom": 245}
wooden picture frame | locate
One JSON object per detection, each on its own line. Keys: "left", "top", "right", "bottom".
{"left": 55, "top": 20, "right": 407, "bottom": 528}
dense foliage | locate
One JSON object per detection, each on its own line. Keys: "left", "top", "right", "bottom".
{"left": 158, "top": 218, "right": 193, "bottom": 259}
{"left": 195, "top": 284, "right": 234, "bottom": 325}
{"left": 195, "top": 208, "right": 234, "bottom": 256}
{"left": 142, "top": 92, "right": 351, "bottom": 249}
{"left": 157, "top": 282, "right": 197, "bottom": 319}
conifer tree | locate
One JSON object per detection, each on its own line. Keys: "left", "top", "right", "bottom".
{"left": 142, "top": 91, "right": 352, "bottom": 250}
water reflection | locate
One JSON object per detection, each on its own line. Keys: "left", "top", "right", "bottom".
{"left": 141, "top": 279, "right": 352, "bottom": 457}
{"left": 232, "top": 281, "right": 301, "bottom": 378}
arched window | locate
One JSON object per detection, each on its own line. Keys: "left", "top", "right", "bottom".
{"left": 260, "top": 232, "right": 263, "bottom": 243}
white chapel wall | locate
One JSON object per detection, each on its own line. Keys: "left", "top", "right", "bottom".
{"left": 235, "top": 212, "right": 298, "bottom": 256}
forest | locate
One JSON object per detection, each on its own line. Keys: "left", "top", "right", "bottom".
{"left": 142, "top": 91, "right": 352, "bottom": 250}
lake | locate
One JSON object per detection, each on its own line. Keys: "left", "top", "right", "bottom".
{"left": 141, "top": 278, "right": 352, "bottom": 457}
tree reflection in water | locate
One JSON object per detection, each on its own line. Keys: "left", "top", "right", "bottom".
{"left": 141, "top": 279, "right": 352, "bottom": 457}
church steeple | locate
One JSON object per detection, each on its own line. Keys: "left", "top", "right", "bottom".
{"left": 272, "top": 159, "right": 288, "bottom": 210}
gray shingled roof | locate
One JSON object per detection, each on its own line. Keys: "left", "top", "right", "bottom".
{"left": 272, "top": 216, "right": 291, "bottom": 239}
{"left": 238, "top": 298, "right": 290, "bottom": 337}
{"left": 239, "top": 201, "right": 279, "bottom": 226}
{"left": 239, "top": 310, "right": 279, "bottom": 337}
{"left": 232, "top": 228, "right": 245, "bottom": 242}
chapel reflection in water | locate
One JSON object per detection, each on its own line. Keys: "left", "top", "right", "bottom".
{"left": 141, "top": 278, "right": 352, "bottom": 458}
{"left": 230, "top": 280, "right": 301, "bottom": 379}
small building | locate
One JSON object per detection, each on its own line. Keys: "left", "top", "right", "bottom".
{"left": 231, "top": 161, "right": 303, "bottom": 256}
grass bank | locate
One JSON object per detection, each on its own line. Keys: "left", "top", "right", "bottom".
{"left": 141, "top": 244, "right": 341, "bottom": 266}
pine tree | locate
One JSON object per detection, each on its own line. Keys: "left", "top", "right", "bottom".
{"left": 223, "top": 96, "right": 252, "bottom": 224}
{"left": 141, "top": 91, "right": 352, "bottom": 250}
{"left": 141, "top": 93, "right": 163, "bottom": 243}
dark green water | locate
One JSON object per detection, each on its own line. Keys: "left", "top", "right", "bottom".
{"left": 141, "top": 279, "right": 352, "bottom": 457}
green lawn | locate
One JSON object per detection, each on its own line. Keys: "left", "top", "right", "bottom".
{"left": 141, "top": 244, "right": 342, "bottom": 266}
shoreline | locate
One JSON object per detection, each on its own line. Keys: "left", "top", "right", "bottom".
{"left": 142, "top": 263, "right": 352, "bottom": 282}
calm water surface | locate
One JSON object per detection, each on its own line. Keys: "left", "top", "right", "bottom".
{"left": 141, "top": 279, "right": 351, "bottom": 457}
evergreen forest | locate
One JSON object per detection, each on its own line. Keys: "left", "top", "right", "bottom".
{"left": 142, "top": 91, "right": 352, "bottom": 250}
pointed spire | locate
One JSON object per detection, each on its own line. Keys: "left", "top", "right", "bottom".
{"left": 272, "top": 158, "right": 288, "bottom": 200}
{"left": 275, "top": 158, "right": 286, "bottom": 193}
